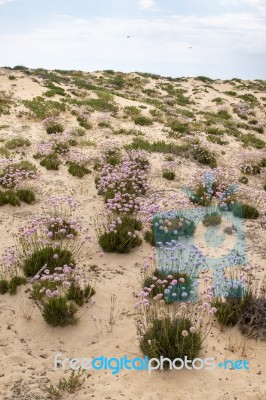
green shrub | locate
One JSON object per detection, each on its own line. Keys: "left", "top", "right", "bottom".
{"left": 195, "top": 76, "right": 214, "bottom": 83}
{"left": 0, "top": 279, "right": 9, "bottom": 294}
{"left": 240, "top": 133, "right": 265, "bottom": 149}
{"left": 66, "top": 282, "right": 95, "bottom": 306}
{"left": 52, "top": 141, "right": 69, "bottom": 154}
{"left": 70, "top": 127, "right": 86, "bottom": 137}
{"left": 16, "top": 189, "right": 35, "bottom": 204}
{"left": 163, "top": 171, "right": 175, "bottom": 180}
{"left": 106, "top": 151, "right": 122, "bottom": 166}
{"left": 125, "top": 138, "right": 189, "bottom": 155}
{"left": 239, "top": 295, "right": 266, "bottom": 340}
{"left": 48, "top": 220, "right": 77, "bottom": 240}
{"left": 124, "top": 106, "right": 141, "bottom": 117}
{"left": 207, "top": 135, "right": 229, "bottom": 145}
{"left": 0, "top": 190, "right": 20, "bottom": 206}
{"left": 0, "top": 92, "right": 13, "bottom": 115}
{"left": 43, "top": 83, "right": 66, "bottom": 97}
{"left": 224, "top": 91, "right": 237, "bottom": 96}
{"left": 238, "top": 93, "right": 258, "bottom": 104}
{"left": 23, "top": 97, "right": 66, "bottom": 119}
{"left": 77, "top": 117, "right": 92, "bottom": 129}
{"left": 241, "top": 164, "right": 261, "bottom": 175}
{"left": 192, "top": 147, "right": 217, "bottom": 168}
{"left": 216, "top": 110, "right": 231, "bottom": 120}
{"left": 139, "top": 317, "right": 202, "bottom": 363}
{"left": 98, "top": 216, "right": 142, "bottom": 253}
{"left": 23, "top": 247, "right": 75, "bottom": 277}
{"left": 42, "top": 296, "right": 78, "bottom": 326}
{"left": 5, "top": 137, "right": 31, "bottom": 149}
{"left": 212, "top": 97, "right": 224, "bottom": 104}
{"left": 211, "top": 298, "right": 242, "bottom": 326}
{"left": 239, "top": 176, "right": 248, "bottom": 184}
{"left": 260, "top": 158, "right": 266, "bottom": 167}
{"left": 68, "top": 163, "right": 91, "bottom": 178}
{"left": 168, "top": 120, "right": 189, "bottom": 134}
{"left": 153, "top": 216, "right": 196, "bottom": 242}
{"left": 98, "top": 121, "right": 110, "bottom": 128}
{"left": 45, "top": 122, "right": 64, "bottom": 134}
{"left": 143, "top": 271, "right": 192, "bottom": 302}
{"left": 134, "top": 116, "right": 153, "bottom": 126}
{"left": 232, "top": 203, "right": 259, "bottom": 219}
{"left": 31, "top": 280, "right": 59, "bottom": 301}
{"left": 8, "top": 276, "right": 27, "bottom": 295}
{"left": 144, "top": 229, "right": 155, "bottom": 246}
{"left": 202, "top": 212, "right": 222, "bottom": 226}
{"left": 206, "top": 127, "right": 224, "bottom": 136}
{"left": 40, "top": 153, "right": 60, "bottom": 170}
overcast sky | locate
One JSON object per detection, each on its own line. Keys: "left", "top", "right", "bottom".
{"left": 0, "top": 0, "right": 265, "bottom": 79}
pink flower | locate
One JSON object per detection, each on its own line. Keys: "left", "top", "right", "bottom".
{"left": 181, "top": 330, "right": 189, "bottom": 337}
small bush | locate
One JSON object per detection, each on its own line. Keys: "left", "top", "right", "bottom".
{"left": 0, "top": 279, "right": 9, "bottom": 294}
{"left": 211, "top": 297, "right": 244, "bottom": 326}
{"left": 31, "top": 280, "right": 59, "bottom": 301}
{"left": 40, "top": 153, "right": 60, "bottom": 170}
{"left": 66, "top": 282, "right": 95, "bottom": 306}
{"left": 202, "top": 212, "right": 222, "bottom": 227}
{"left": 153, "top": 216, "right": 196, "bottom": 243}
{"left": 0, "top": 190, "right": 20, "bottom": 206}
{"left": 5, "top": 137, "right": 31, "bottom": 149}
{"left": 143, "top": 271, "right": 193, "bottom": 302}
{"left": 42, "top": 296, "right": 78, "bottom": 327}
{"left": 68, "top": 163, "right": 91, "bottom": 178}
{"left": 240, "top": 133, "right": 265, "bottom": 149}
{"left": 163, "top": 171, "right": 175, "bottom": 180}
{"left": 192, "top": 147, "right": 217, "bottom": 168}
{"left": 98, "top": 121, "right": 110, "bottom": 128}
{"left": 23, "top": 97, "right": 66, "bottom": 119}
{"left": 77, "top": 117, "right": 92, "bottom": 129}
{"left": 207, "top": 135, "right": 229, "bottom": 145}
{"left": 144, "top": 229, "right": 155, "bottom": 246}
{"left": 134, "top": 116, "right": 153, "bottom": 126}
{"left": 98, "top": 216, "right": 142, "bottom": 253}
{"left": 16, "top": 189, "right": 35, "bottom": 204}
{"left": 239, "top": 176, "right": 248, "bottom": 184}
{"left": 232, "top": 203, "right": 259, "bottom": 219}
{"left": 45, "top": 122, "right": 64, "bottom": 134}
{"left": 23, "top": 247, "right": 75, "bottom": 277}
{"left": 8, "top": 276, "right": 27, "bottom": 295}
{"left": 239, "top": 295, "right": 266, "bottom": 340}
{"left": 52, "top": 141, "right": 69, "bottom": 154}
{"left": 70, "top": 127, "right": 86, "bottom": 137}
{"left": 139, "top": 317, "right": 202, "bottom": 363}
{"left": 126, "top": 138, "right": 189, "bottom": 155}
{"left": 106, "top": 151, "right": 122, "bottom": 166}
{"left": 260, "top": 158, "right": 266, "bottom": 167}
{"left": 168, "top": 120, "right": 189, "bottom": 134}
{"left": 241, "top": 164, "right": 261, "bottom": 175}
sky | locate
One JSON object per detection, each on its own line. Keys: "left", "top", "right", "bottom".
{"left": 0, "top": 0, "right": 265, "bottom": 79}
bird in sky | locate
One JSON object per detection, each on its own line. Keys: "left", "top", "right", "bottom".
{"left": 127, "top": 36, "right": 131, "bottom": 38}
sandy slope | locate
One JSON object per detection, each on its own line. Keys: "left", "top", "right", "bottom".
{"left": 0, "top": 68, "right": 265, "bottom": 400}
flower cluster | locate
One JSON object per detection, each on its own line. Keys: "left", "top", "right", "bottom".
{"left": 97, "top": 150, "right": 149, "bottom": 214}
{"left": 0, "top": 159, "right": 38, "bottom": 189}
{"left": 185, "top": 168, "right": 238, "bottom": 208}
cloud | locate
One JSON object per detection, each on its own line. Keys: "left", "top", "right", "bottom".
{"left": 138, "top": 0, "right": 155, "bottom": 10}
{"left": 220, "top": 0, "right": 266, "bottom": 11}
{"left": 0, "top": 12, "right": 265, "bottom": 78}
{"left": 0, "top": 0, "right": 14, "bottom": 5}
